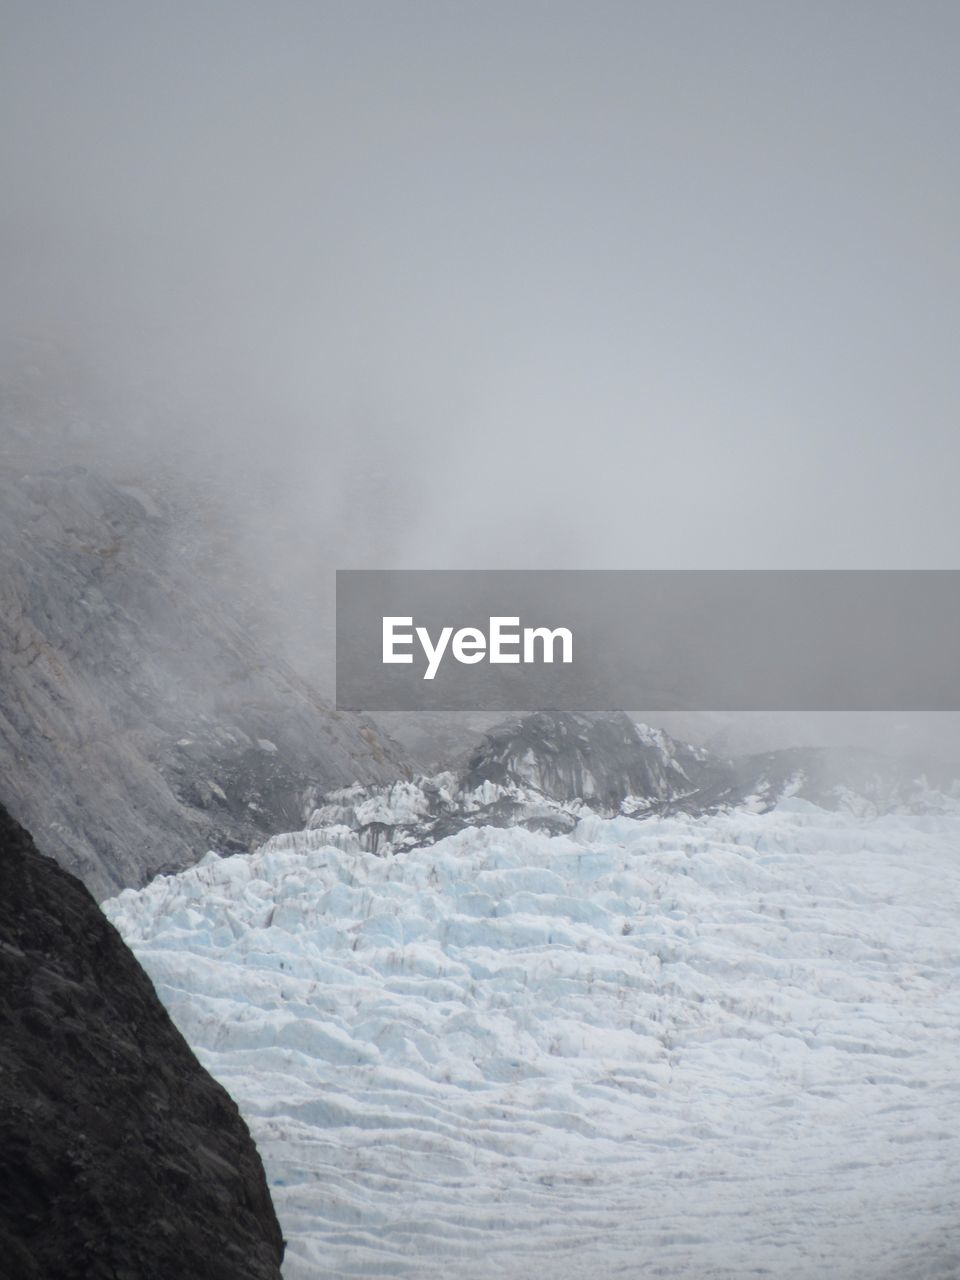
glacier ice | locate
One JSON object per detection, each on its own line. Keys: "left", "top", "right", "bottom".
{"left": 105, "top": 802, "right": 960, "bottom": 1278}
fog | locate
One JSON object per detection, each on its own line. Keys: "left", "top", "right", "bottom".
{"left": 2, "top": 1, "right": 959, "bottom": 758}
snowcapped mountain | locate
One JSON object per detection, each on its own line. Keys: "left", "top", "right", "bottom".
{"left": 2, "top": 444, "right": 952, "bottom": 906}
{"left": 294, "top": 711, "right": 960, "bottom": 861}
{"left": 106, "top": 801, "right": 960, "bottom": 1278}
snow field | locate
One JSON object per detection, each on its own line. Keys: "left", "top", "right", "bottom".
{"left": 105, "top": 802, "right": 960, "bottom": 1278}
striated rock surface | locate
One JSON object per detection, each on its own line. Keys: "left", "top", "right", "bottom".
{"left": 459, "top": 710, "right": 721, "bottom": 807}
{"left": 0, "top": 463, "right": 404, "bottom": 896}
{"left": 0, "top": 801, "right": 285, "bottom": 1280}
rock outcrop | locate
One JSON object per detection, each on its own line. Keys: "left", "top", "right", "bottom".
{"left": 0, "top": 801, "right": 285, "bottom": 1280}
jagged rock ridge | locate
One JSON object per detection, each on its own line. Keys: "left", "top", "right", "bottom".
{"left": 0, "top": 801, "right": 285, "bottom": 1280}
{"left": 278, "top": 711, "right": 960, "bottom": 859}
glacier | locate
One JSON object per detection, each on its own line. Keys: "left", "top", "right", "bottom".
{"left": 105, "top": 802, "right": 960, "bottom": 1278}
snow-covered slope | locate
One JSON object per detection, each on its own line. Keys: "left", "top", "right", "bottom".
{"left": 106, "top": 804, "right": 960, "bottom": 1278}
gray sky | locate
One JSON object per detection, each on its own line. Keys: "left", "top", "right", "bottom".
{"left": 2, "top": 2, "right": 960, "bottom": 756}
{"left": 3, "top": 0, "right": 959, "bottom": 566}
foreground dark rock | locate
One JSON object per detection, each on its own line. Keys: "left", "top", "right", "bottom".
{"left": 0, "top": 802, "right": 285, "bottom": 1280}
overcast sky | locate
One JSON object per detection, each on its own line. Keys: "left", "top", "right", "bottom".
{"left": 3, "top": 0, "right": 958, "bottom": 575}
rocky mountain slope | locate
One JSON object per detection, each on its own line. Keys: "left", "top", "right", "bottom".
{"left": 0, "top": 463, "right": 404, "bottom": 897}
{"left": 0, "top": 801, "right": 285, "bottom": 1280}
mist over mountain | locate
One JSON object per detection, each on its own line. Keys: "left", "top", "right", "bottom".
{"left": 4, "top": 401, "right": 960, "bottom": 905}
{"left": 4, "top": 0, "right": 960, "bottom": 707}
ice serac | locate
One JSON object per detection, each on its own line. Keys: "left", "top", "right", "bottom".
{"left": 0, "top": 801, "right": 285, "bottom": 1280}
{"left": 0, "top": 464, "right": 405, "bottom": 897}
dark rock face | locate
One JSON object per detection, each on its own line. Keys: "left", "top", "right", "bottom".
{"left": 0, "top": 802, "right": 285, "bottom": 1280}
{"left": 461, "top": 710, "right": 721, "bottom": 809}
{"left": 0, "top": 463, "right": 404, "bottom": 897}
